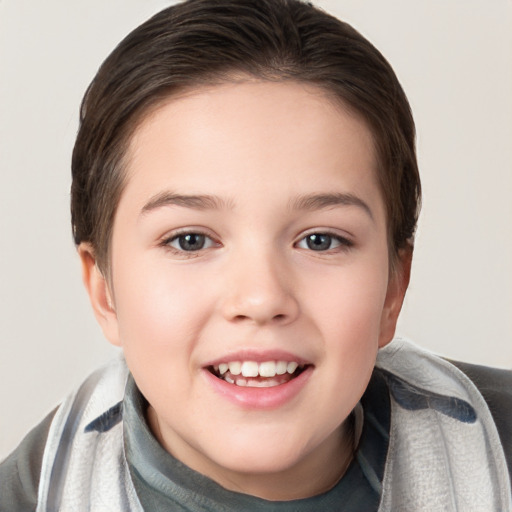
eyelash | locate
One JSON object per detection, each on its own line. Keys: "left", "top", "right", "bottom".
{"left": 295, "top": 232, "right": 354, "bottom": 253}
{"left": 160, "top": 230, "right": 354, "bottom": 256}
{"left": 160, "top": 230, "right": 219, "bottom": 257}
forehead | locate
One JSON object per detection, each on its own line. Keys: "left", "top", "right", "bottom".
{"left": 120, "top": 80, "right": 382, "bottom": 218}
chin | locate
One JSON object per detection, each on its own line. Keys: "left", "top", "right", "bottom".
{"left": 200, "top": 428, "right": 314, "bottom": 476}
{"left": 219, "top": 452, "right": 299, "bottom": 475}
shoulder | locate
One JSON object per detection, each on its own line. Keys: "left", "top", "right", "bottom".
{"left": 449, "top": 360, "right": 512, "bottom": 422}
{"left": 451, "top": 359, "right": 512, "bottom": 390}
{"left": 450, "top": 360, "right": 512, "bottom": 478}
{"left": 0, "top": 408, "right": 57, "bottom": 512}
{"left": 0, "top": 357, "right": 128, "bottom": 512}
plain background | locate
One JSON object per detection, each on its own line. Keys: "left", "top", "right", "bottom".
{"left": 1, "top": 0, "right": 511, "bottom": 460}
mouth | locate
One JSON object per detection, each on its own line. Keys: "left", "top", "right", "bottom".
{"left": 207, "top": 360, "right": 310, "bottom": 388}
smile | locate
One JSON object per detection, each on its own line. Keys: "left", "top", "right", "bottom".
{"left": 208, "top": 360, "right": 308, "bottom": 388}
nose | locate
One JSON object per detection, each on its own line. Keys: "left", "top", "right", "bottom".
{"left": 219, "top": 248, "right": 299, "bottom": 326}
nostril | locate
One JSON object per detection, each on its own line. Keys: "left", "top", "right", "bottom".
{"left": 233, "top": 314, "right": 249, "bottom": 322}
{"left": 231, "top": 313, "right": 287, "bottom": 324}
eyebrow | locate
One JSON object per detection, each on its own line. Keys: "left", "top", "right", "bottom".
{"left": 290, "top": 193, "right": 374, "bottom": 220}
{"left": 140, "top": 190, "right": 373, "bottom": 220}
{"left": 141, "top": 192, "right": 233, "bottom": 215}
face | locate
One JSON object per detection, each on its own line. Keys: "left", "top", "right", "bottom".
{"left": 81, "top": 81, "right": 407, "bottom": 500}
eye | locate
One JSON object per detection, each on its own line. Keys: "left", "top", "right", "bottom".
{"left": 296, "top": 233, "right": 352, "bottom": 252}
{"left": 166, "top": 232, "right": 216, "bottom": 252}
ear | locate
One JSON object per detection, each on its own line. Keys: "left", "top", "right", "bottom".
{"left": 378, "top": 246, "right": 412, "bottom": 348}
{"left": 78, "top": 243, "right": 121, "bottom": 347}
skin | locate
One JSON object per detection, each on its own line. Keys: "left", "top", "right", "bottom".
{"left": 79, "top": 80, "right": 410, "bottom": 500}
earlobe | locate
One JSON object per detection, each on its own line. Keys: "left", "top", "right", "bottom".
{"left": 378, "top": 247, "right": 412, "bottom": 348}
{"left": 78, "top": 243, "right": 121, "bottom": 347}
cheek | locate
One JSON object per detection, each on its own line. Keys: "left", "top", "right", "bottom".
{"left": 111, "top": 258, "right": 217, "bottom": 407}
{"left": 305, "top": 261, "right": 389, "bottom": 337}
{"left": 299, "top": 268, "right": 386, "bottom": 443}
{"left": 112, "top": 256, "right": 216, "bottom": 358}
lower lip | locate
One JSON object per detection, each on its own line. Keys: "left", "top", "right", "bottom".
{"left": 202, "top": 367, "right": 313, "bottom": 410}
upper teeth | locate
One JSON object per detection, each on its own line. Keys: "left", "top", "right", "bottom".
{"left": 217, "top": 360, "right": 300, "bottom": 378}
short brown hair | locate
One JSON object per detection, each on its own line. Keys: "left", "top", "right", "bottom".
{"left": 71, "top": 0, "right": 421, "bottom": 273}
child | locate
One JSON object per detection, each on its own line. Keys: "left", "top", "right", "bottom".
{"left": 1, "top": 0, "right": 511, "bottom": 510}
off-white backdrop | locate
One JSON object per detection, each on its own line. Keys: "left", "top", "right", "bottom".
{"left": 1, "top": 0, "right": 511, "bottom": 460}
